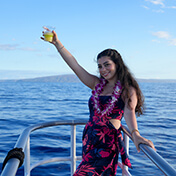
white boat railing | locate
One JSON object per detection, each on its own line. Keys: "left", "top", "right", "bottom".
{"left": 122, "top": 126, "right": 176, "bottom": 176}
{"left": 1, "top": 120, "right": 176, "bottom": 176}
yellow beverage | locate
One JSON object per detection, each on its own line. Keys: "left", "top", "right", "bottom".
{"left": 44, "top": 32, "right": 53, "bottom": 42}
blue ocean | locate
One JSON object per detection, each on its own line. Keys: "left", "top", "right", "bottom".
{"left": 0, "top": 81, "right": 176, "bottom": 176}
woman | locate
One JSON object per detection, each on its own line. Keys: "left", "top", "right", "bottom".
{"left": 41, "top": 29, "right": 156, "bottom": 176}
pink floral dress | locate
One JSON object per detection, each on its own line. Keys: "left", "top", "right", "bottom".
{"left": 73, "top": 96, "right": 132, "bottom": 176}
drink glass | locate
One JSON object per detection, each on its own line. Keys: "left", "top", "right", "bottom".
{"left": 43, "top": 26, "right": 55, "bottom": 42}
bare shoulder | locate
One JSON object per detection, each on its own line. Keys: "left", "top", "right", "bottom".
{"left": 122, "top": 86, "right": 137, "bottom": 110}
{"left": 122, "top": 86, "right": 136, "bottom": 100}
{"left": 129, "top": 86, "right": 137, "bottom": 96}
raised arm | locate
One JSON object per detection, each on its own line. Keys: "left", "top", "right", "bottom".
{"left": 41, "top": 30, "right": 99, "bottom": 89}
{"left": 123, "top": 87, "right": 156, "bottom": 152}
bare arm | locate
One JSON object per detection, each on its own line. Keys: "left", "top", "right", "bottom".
{"left": 123, "top": 87, "right": 156, "bottom": 152}
{"left": 41, "top": 30, "right": 99, "bottom": 89}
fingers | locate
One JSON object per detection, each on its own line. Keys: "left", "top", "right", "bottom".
{"left": 41, "top": 31, "right": 45, "bottom": 41}
{"left": 147, "top": 140, "right": 156, "bottom": 151}
{"left": 134, "top": 136, "right": 156, "bottom": 152}
{"left": 52, "top": 30, "right": 57, "bottom": 38}
{"left": 139, "top": 139, "right": 156, "bottom": 151}
{"left": 136, "top": 144, "right": 140, "bottom": 153}
{"left": 40, "top": 36, "right": 48, "bottom": 42}
{"left": 43, "top": 26, "right": 51, "bottom": 31}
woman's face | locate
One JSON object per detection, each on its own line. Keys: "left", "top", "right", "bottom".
{"left": 97, "top": 56, "right": 117, "bottom": 82}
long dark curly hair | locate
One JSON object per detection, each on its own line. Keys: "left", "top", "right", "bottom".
{"left": 97, "top": 49, "right": 144, "bottom": 116}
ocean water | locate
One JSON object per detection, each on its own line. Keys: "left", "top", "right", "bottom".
{"left": 0, "top": 81, "right": 176, "bottom": 176}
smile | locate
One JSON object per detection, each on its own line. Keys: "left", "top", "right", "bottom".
{"left": 102, "top": 72, "right": 109, "bottom": 77}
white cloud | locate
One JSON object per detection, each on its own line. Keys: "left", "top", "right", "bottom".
{"left": 142, "top": 5, "right": 150, "bottom": 10}
{"left": 169, "top": 39, "right": 176, "bottom": 46}
{"left": 143, "top": 0, "right": 165, "bottom": 13}
{"left": 0, "top": 43, "right": 37, "bottom": 51}
{"left": 0, "top": 44, "right": 19, "bottom": 50}
{"left": 153, "top": 9, "right": 164, "bottom": 13}
{"left": 145, "top": 0, "right": 165, "bottom": 7}
{"left": 168, "top": 6, "right": 176, "bottom": 9}
{"left": 47, "top": 54, "right": 59, "bottom": 58}
{"left": 152, "top": 39, "right": 161, "bottom": 43}
{"left": 144, "top": 0, "right": 176, "bottom": 10}
{"left": 152, "top": 31, "right": 176, "bottom": 46}
{"left": 152, "top": 31, "right": 170, "bottom": 39}
{"left": 20, "top": 47, "right": 37, "bottom": 51}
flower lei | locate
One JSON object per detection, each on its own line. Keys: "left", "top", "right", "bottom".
{"left": 92, "top": 78, "right": 122, "bottom": 117}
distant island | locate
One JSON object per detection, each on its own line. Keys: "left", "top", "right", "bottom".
{"left": 0, "top": 74, "right": 80, "bottom": 83}
{"left": 0, "top": 74, "right": 176, "bottom": 83}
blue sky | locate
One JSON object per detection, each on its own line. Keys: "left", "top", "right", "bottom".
{"left": 0, "top": 0, "right": 176, "bottom": 80}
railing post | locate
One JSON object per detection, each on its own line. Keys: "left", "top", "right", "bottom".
{"left": 122, "top": 133, "right": 129, "bottom": 176}
{"left": 71, "top": 125, "right": 76, "bottom": 175}
{"left": 24, "top": 137, "right": 31, "bottom": 176}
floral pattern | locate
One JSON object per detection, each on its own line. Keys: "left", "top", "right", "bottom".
{"left": 92, "top": 78, "right": 122, "bottom": 117}
{"left": 73, "top": 96, "right": 132, "bottom": 176}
